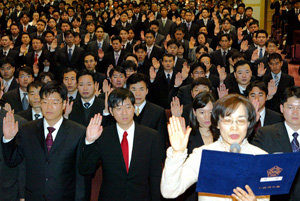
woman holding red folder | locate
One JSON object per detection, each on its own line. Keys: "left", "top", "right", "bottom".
{"left": 161, "top": 94, "right": 270, "bottom": 201}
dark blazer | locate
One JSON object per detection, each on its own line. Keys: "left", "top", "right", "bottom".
{"left": 2, "top": 119, "right": 86, "bottom": 201}
{"left": 253, "top": 55, "right": 289, "bottom": 76}
{"left": 69, "top": 97, "right": 105, "bottom": 127}
{"left": 252, "top": 122, "right": 300, "bottom": 201}
{"left": 210, "top": 49, "right": 236, "bottom": 73}
{"left": 19, "top": 24, "right": 36, "bottom": 34}
{"left": 188, "top": 128, "right": 205, "bottom": 154}
{"left": 85, "top": 39, "right": 110, "bottom": 54}
{"left": 79, "top": 123, "right": 163, "bottom": 201}
{"left": 5, "top": 78, "right": 18, "bottom": 93}
{"left": 180, "top": 21, "right": 200, "bottom": 40}
{"left": 2, "top": 88, "right": 24, "bottom": 113}
{"left": 158, "top": 18, "right": 175, "bottom": 37}
{"left": 100, "top": 50, "right": 129, "bottom": 73}
{"left": 17, "top": 108, "right": 33, "bottom": 121}
{"left": 0, "top": 110, "right": 27, "bottom": 201}
{"left": 263, "top": 73, "right": 295, "bottom": 113}
{"left": 196, "top": 18, "right": 215, "bottom": 38}
{"left": 134, "top": 101, "right": 168, "bottom": 150}
{"left": 155, "top": 33, "right": 165, "bottom": 47}
{"left": 177, "top": 84, "right": 193, "bottom": 106}
{"left": 0, "top": 49, "right": 18, "bottom": 62}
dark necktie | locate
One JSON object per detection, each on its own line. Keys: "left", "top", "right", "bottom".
{"left": 259, "top": 48, "right": 263, "bottom": 58}
{"left": 68, "top": 48, "right": 72, "bottom": 61}
{"left": 121, "top": 131, "right": 129, "bottom": 172}
{"left": 167, "top": 73, "right": 171, "bottom": 85}
{"left": 34, "top": 114, "right": 40, "bottom": 120}
{"left": 69, "top": 96, "right": 74, "bottom": 102}
{"left": 291, "top": 132, "right": 299, "bottom": 152}
{"left": 3, "top": 51, "right": 7, "bottom": 56}
{"left": 22, "top": 93, "right": 29, "bottom": 110}
{"left": 84, "top": 102, "right": 90, "bottom": 109}
{"left": 254, "top": 119, "right": 261, "bottom": 133}
{"left": 46, "top": 127, "right": 55, "bottom": 152}
{"left": 222, "top": 51, "right": 227, "bottom": 65}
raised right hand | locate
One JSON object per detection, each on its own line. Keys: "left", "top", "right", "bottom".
{"left": 3, "top": 111, "right": 18, "bottom": 140}
{"left": 86, "top": 113, "right": 103, "bottom": 143}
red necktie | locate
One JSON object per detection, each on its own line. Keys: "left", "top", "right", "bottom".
{"left": 23, "top": 26, "right": 27, "bottom": 32}
{"left": 254, "top": 119, "right": 261, "bottom": 133}
{"left": 34, "top": 53, "right": 38, "bottom": 64}
{"left": 121, "top": 131, "right": 129, "bottom": 172}
{"left": 46, "top": 127, "right": 55, "bottom": 152}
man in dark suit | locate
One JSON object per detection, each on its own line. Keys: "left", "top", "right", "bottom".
{"left": 79, "top": 88, "right": 163, "bottom": 201}
{"left": 196, "top": 8, "right": 215, "bottom": 38}
{"left": 252, "top": 86, "right": 300, "bottom": 201}
{"left": 2, "top": 82, "right": 87, "bottom": 201}
{"left": 2, "top": 67, "right": 34, "bottom": 113}
{"left": 66, "top": 70, "right": 105, "bottom": 127}
{"left": 181, "top": 9, "right": 200, "bottom": 40}
{"left": 127, "top": 73, "right": 168, "bottom": 151}
{"left": 158, "top": 6, "right": 175, "bottom": 37}
{"left": 55, "top": 30, "right": 85, "bottom": 78}
{"left": 0, "top": 35, "right": 18, "bottom": 62}
{"left": 0, "top": 59, "right": 18, "bottom": 93}
{"left": 143, "top": 30, "right": 164, "bottom": 66}
{"left": 246, "top": 81, "right": 284, "bottom": 142}
{"left": 263, "top": 53, "right": 295, "bottom": 113}
{"left": 30, "top": 19, "right": 46, "bottom": 38}
{"left": 19, "top": 12, "right": 36, "bottom": 34}
{"left": 17, "top": 81, "right": 44, "bottom": 121}
{"left": 0, "top": 107, "right": 27, "bottom": 201}
{"left": 112, "top": 11, "right": 132, "bottom": 36}
{"left": 83, "top": 53, "right": 105, "bottom": 89}
{"left": 85, "top": 25, "right": 110, "bottom": 55}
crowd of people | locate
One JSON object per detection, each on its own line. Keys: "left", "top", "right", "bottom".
{"left": 0, "top": 0, "right": 299, "bottom": 201}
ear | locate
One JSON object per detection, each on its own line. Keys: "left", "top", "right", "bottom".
{"left": 145, "top": 88, "right": 148, "bottom": 95}
{"left": 109, "top": 107, "right": 114, "bottom": 116}
{"left": 234, "top": 72, "right": 237, "bottom": 79}
{"left": 280, "top": 104, "right": 283, "bottom": 114}
{"left": 192, "top": 109, "right": 196, "bottom": 116}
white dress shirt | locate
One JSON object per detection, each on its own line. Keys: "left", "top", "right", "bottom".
{"left": 43, "top": 117, "right": 64, "bottom": 141}
{"left": 116, "top": 122, "right": 135, "bottom": 167}
{"left": 32, "top": 109, "right": 43, "bottom": 120}
{"left": 161, "top": 137, "right": 269, "bottom": 201}
{"left": 81, "top": 96, "right": 95, "bottom": 109}
{"left": 135, "top": 100, "right": 146, "bottom": 115}
{"left": 19, "top": 88, "right": 28, "bottom": 102}
{"left": 284, "top": 121, "right": 300, "bottom": 143}
{"left": 259, "top": 107, "right": 266, "bottom": 127}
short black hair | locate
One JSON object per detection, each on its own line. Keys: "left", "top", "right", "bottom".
{"left": 39, "top": 72, "right": 54, "bottom": 81}
{"left": 190, "top": 62, "right": 207, "bottom": 74}
{"left": 37, "top": 19, "right": 46, "bottom": 26}
{"left": 109, "top": 66, "right": 126, "bottom": 78}
{"left": 256, "top": 30, "right": 268, "bottom": 38}
{"left": 162, "top": 53, "right": 175, "bottom": 61}
{"left": 0, "top": 58, "right": 15, "bottom": 68}
{"left": 43, "top": 30, "right": 55, "bottom": 37}
{"left": 245, "top": 81, "right": 268, "bottom": 97}
{"left": 144, "top": 29, "right": 155, "bottom": 37}
{"left": 150, "top": 20, "right": 159, "bottom": 27}
{"left": 27, "top": 81, "right": 44, "bottom": 92}
{"left": 83, "top": 52, "right": 97, "bottom": 61}
{"left": 76, "top": 69, "right": 95, "bottom": 82}
{"left": 268, "top": 53, "right": 282, "bottom": 62}
{"left": 167, "top": 39, "right": 180, "bottom": 48}
{"left": 17, "top": 66, "right": 34, "bottom": 77}
{"left": 122, "top": 60, "right": 137, "bottom": 71}
{"left": 219, "top": 33, "right": 231, "bottom": 42}
{"left": 32, "top": 36, "right": 44, "bottom": 44}
{"left": 233, "top": 60, "right": 252, "bottom": 72}
{"left": 63, "top": 68, "right": 78, "bottom": 76}
{"left": 134, "top": 44, "right": 147, "bottom": 52}
{"left": 40, "top": 81, "right": 68, "bottom": 101}
{"left": 191, "top": 77, "right": 212, "bottom": 91}
{"left": 266, "top": 38, "right": 278, "bottom": 47}
{"left": 111, "top": 35, "right": 122, "bottom": 43}
{"left": 64, "top": 30, "right": 75, "bottom": 38}
{"left": 281, "top": 86, "right": 300, "bottom": 105}
{"left": 108, "top": 88, "right": 135, "bottom": 108}
{"left": 126, "top": 73, "right": 149, "bottom": 88}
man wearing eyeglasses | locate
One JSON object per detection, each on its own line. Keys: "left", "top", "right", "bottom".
{"left": 2, "top": 81, "right": 87, "bottom": 201}
{"left": 2, "top": 66, "right": 34, "bottom": 113}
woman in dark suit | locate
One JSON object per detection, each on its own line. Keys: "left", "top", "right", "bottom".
{"left": 188, "top": 91, "right": 215, "bottom": 154}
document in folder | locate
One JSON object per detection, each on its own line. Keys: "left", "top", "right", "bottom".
{"left": 196, "top": 150, "right": 300, "bottom": 196}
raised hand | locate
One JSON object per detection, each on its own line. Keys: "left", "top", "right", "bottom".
{"left": 168, "top": 116, "right": 192, "bottom": 154}
{"left": 152, "top": 57, "right": 160, "bottom": 70}
{"left": 237, "top": 27, "right": 244, "bottom": 41}
{"left": 189, "top": 37, "right": 196, "bottom": 49}
{"left": 251, "top": 49, "right": 259, "bottom": 62}
{"left": 251, "top": 98, "right": 261, "bottom": 122}
{"left": 140, "top": 30, "right": 145, "bottom": 41}
{"left": 149, "top": 66, "right": 157, "bottom": 81}
{"left": 106, "top": 64, "right": 114, "bottom": 78}
{"left": 267, "top": 79, "right": 277, "bottom": 99}
{"left": 181, "top": 62, "right": 190, "bottom": 80}
{"left": 3, "top": 111, "right": 19, "bottom": 140}
{"left": 232, "top": 185, "right": 257, "bottom": 201}
{"left": 217, "top": 65, "right": 227, "bottom": 83}
{"left": 63, "top": 99, "right": 73, "bottom": 118}
{"left": 176, "top": 17, "right": 181, "bottom": 26}
{"left": 86, "top": 113, "right": 103, "bottom": 143}
{"left": 170, "top": 97, "right": 183, "bottom": 117}
{"left": 240, "top": 40, "right": 249, "bottom": 52}
{"left": 257, "top": 62, "right": 266, "bottom": 77}
{"left": 104, "top": 88, "right": 113, "bottom": 114}
{"left": 84, "top": 33, "right": 90, "bottom": 44}
{"left": 102, "top": 79, "right": 111, "bottom": 94}
{"left": 51, "top": 38, "right": 58, "bottom": 50}
{"left": 3, "top": 103, "right": 12, "bottom": 112}
{"left": 94, "top": 82, "right": 101, "bottom": 97}
{"left": 174, "top": 72, "right": 183, "bottom": 87}
{"left": 98, "top": 48, "right": 104, "bottom": 59}
{"left": 111, "top": 18, "right": 116, "bottom": 27}
{"left": 217, "top": 84, "right": 228, "bottom": 98}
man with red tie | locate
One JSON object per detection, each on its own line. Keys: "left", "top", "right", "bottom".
{"left": 79, "top": 88, "right": 164, "bottom": 201}
{"left": 2, "top": 82, "right": 87, "bottom": 201}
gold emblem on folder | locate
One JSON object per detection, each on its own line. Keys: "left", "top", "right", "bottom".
{"left": 267, "top": 166, "right": 283, "bottom": 177}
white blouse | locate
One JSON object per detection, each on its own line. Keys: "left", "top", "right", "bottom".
{"left": 161, "top": 137, "right": 270, "bottom": 201}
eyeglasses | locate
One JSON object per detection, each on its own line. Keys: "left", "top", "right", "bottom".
{"left": 113, "top": 105, "right": 133, "bottom": 112}
{"left": 41, "top": 99, "right": 63, "bottom": 106}
{"left": 220, "top": 117, "right": 248, "bottom": 126}
{"left": 285, "top": 105, "right": 300, "bottom": 111}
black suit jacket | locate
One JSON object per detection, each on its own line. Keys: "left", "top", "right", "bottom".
{"left": 79, "top": 123, "right": 163, "bottom": 201}
{"left": 69, "top": 97, "right": 105, "bottom": 127}
{"left": 197, "top": 18, "right": 215, "bottom": 38}
{"left": 17, "top": 108, "right": 33, "bottom": 121}
{"left": 2, "top": 119, "right": 86, "bottom": 201}
{"left": 5, "top": 78, "right": 18, "bottom": 93}
{"left": 180, "top": 22, "right": 199, "bottom": 40}
{"left": 210, "top": 49, "right": 236, "bottom": 73}
{"left": 252, "top": 122, "right": 300, "bottom": 201}
{"left": 0, "top": 49, "right": 18, "bottom": 62}
{"left": 158, "top": 18, "right": 175, "bottom": 37}
{"left": 0, "top": 110, "right": 27, "bottom": 201}
{"left": 134, "top": 101, "right": 168, "bottom": 150}
{"left": 263, "top": 73, "right": 295, "bottom": 113}
{"left": 85, "top": 40, "right": 110, "bottom": 54}
{"left": 2, "top": 88, "right": 24, "bottom": 113}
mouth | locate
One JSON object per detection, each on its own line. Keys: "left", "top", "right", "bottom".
{"left": 229, "top": 134, "right": 240, "bottom": 140}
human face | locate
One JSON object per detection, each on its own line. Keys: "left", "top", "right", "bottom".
{"left": 65, "top": 34, "right": 75, "bottom": 46}
{"left": 63, "top": 71, "right": 77, "bottom": 93}
{"left": 120, "top": 30, "right": 129, "bottom": 42}
{"left": 174, "top": 31, "right": 184, "bottom": 41}
{"left": 120, "top": 13, "right": 128, "bottom": 22}
{"left": 22, "top": 15, "right": 30, "bottom": 24}
{"left": 218, "top": 104, "right": 250, "bottom": 146}
{"left": 87, "top": 23, "right": 95, "bottom": 33}
{"left": 167, "top": 44, "right": 178, "bottom": 56}
{"left": 129, "top": 81, "right": 148, "bottom": 106}
{"left": 45, "top": 33, "right": 54, "bottom": 44}
{"left": 248, "top": 87, "right": 267, "bottom": 112}
{"left": 191, "top": 67, "right": 206, "bottom": 80}
{"left": 256, "top": 33, "right": 267, "bottom": 47}
{"left": 200, "top": 57, "right": 211, "bottom": 71}
{"left": 162, "top": 56, "right": 174, "bottom": 71}
{"left": 234, "top": 64, "right": 252, "bottom": 88}
{"left": 0, "top": 64, "right": 15, "bottom": 80}
{"left": 61, "top": 23, "right": 71, "bottom": 32}
{"left": 36, "top": 21, "right": 45, "bottom": 32}
{"left": 78, "top": 75, "right": 95, "bottom": 101}
{"left": 28, "top": 86, "right": 41, "bottom": 108}
{"left": 280, "top": 96, "right": 300, "bottom": 130}
{"left": 194, "top": 101, "right": 213, "bottom": 128}
{"left": 150, "top": 25, "right": 159, "bottom": 33}
{"left": 185, "top": 12, "right": 193, "bottom": 22}
{"left": 219, "top": 36, "right": 229, "bottom": 49}
{"left": 21, "top": 34, "right": 31, "bottom": 45}
{"left": 1, "top": 36, "right": 11, "bottom": 48}
{"left": 84, "top": 55, "right": 97, "bottom": 71}
{"left": 269, "top": 59, "right": 282, "bottom": 74}
{"left": 128, "top": 29, "right": 135, "bottom": 40}
{"left": 41, "top": 92, "right": 66, "bottom": 125}
{"left": 48, "top": 19, "right": 56, "bottom": 29}
{"left": 10, "top": 25, "right": 19, "bottom": 36}
{"left": 111, "top": 71, "right": 126, "bottom": 88}
{"left": 245, "top": 9, "right": 253, "bottom": 18}
{"left": 145, "top": 33, "right": 155, "bottom": 46}
{"left": 109, "top": 98, "right": 135, "bottom": 129}
{"left": 197, "top": 34, "right": 206, "bottom": 45}
{"left": 32, "top": 39, "right": 43, "bottom": 51}
{"left": 112, "top": 39, "right": 122, "bottom": 52}
{"left": 41, "top": 75, "right": 52, "bottom": 84}
{"left": 135, "top": 49, "right": 146, "bottom": 61}
{"left": 266, "top": 42, "right": 277, "bottom": 54}
{"left": 17, "top": 72, "right": 34, "bottom": 91}
{"left": 222, "top": 21, "right": 231, "bottom": 31}
{"left": 161, "top": 8, "right": 168, "bottom": 17}
{"left": 95, "top": 27, "right": 104, "bottom": 40}
{"left": 191, "top": 84, "right": 210, "bottom": 98}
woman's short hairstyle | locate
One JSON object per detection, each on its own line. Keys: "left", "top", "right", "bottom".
{"left": 210, "top": 94, "right": 257, "bottom": 140}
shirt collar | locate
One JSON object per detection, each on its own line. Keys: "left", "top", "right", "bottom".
{"left": 43, "top": 116, "right": 63, "bottom": 133}
{"left": 135, "top": 100, "right": 146, "bottom": 113}
{"left": 81, "top": 95, "right": 95, "bottom": 107}
{"left": 284, "top": 121, "right": 300, "bottom": 143}
{"left": 259, "top": 107, "right": 266, "bottom": 126}
{"left": 271, "top": 71, "right": 282, "bottom": 79}
{"left": 116, "top": 121, "right": 135, "bottom": 139}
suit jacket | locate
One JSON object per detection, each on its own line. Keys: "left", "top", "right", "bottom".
{"left": 0, "top": 110, "right": 27, "bottom": 201}
{"left": 2, "top": 119, "right": 86, "bottom": 201}
{"left": 134, "top": 101, "right": 168, "bottom": 151}
{"left": 252, "top": 122, "right": 300, "bottom": 201}
{"left": 69, "top": 97, "right": 105, "bottom": 127}
{"left": 158, "top": 18, "right": 175, "bottom": 37}
{"left": 155, "top": 33, "right": 165, "bottom": 47}
{"left": 17, "top": 108, "right": 33, "bottom": 121}
{"left": 19, "top": 24, "right": 36, "bottom": 34}
{"left": 144, "top": 45, "right": 163, "bottom": 68}
{"left": 5, "top": 78, "right": 18, "bottom": 93}
{"left": 180, "top": 21, "right": 199, "bottom": 40}
{"left": 263, "top": 73, "right": 295, "bottom": 113}
{"left": 2, "top": 88, "right": 24, "bottom": 113}
{"left": 188, "top": 128, "right": 205, "bottom": 154}
{"left": 210, "top": 49, "right": 236, "bottom": 73}
{"left": 196, "top": 18, "right": 215, "bottom": 38}
{"left": 54, "top": 46, "right": 85, "bottom": 78}
{"left": 79, "top": 123, "right": 163, "bottom": 201}
{"left": 85, "top": 39, "right": 110, "bottom": 54}
{"left": 0, "top": 49, "right": 18, "bottom": 62}
{"left": 253, "top": 55, "right": 289, "bottom": 76}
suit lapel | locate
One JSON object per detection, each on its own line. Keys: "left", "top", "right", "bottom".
{"left": 128, "top": 124, "right": 143, "bottom": 175}
{"left": 49, "top": 119, "right": 69, "bottom": 154}
{"left": 112, "top": 125, "right": 128, "bottom": 174}
{"left": 274, "top": 123, "right": 293, "bottom": 152}
{"left": 36, "top": 119, "right": 47, "bottom": 154}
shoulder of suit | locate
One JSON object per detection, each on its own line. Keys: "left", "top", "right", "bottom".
{"left": 145, "top": 101, "right": 164, "bottom": 112}
{"left": 2, "top": 88, "right": 19, "bottom": 98}
{"left": 135, "top": 123, "right": 159, "bottom": 137}
{"left": 62, "top": 119, "right": 86, "bottom": 132}
{"left": 259, "top": 122, "right": 284, "bottom": 133}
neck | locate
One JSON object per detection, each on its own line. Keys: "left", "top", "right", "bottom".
{"left": 46, "top": 116, "right": 61, "bottom": 127}
{"left": 20, "top": 87, "right": 27, "bottom": 92}
{"left": 33, "top": 107, "right": 41, "bottom": 113}
{"left": 67, "top": 44, "right": 73, "bottom": 48}
{"left": 286, "top": 121, "right": 300, "bottom": 132}
{"left": 118, "top": 120, "right": 134, "bottom": 131}
{"left": 165, "top": 69, "right": 173, "bottom": 73}
{"left": 3, "top": 47, "right": 10, "bottom": 51}
{"left": 135, "top": 101, "right": 145, "bottom": 107}
{"left": 82, "top": 95, "right": 94, "bottom": 103}
{"left": 199, "top": 127, "right": 212, "bottom": 136}
{"left": 239, "top": 83, "right": 249, "bottom": 89}
{"left": 258, "top": 106, "right": 265, "bottom": 113}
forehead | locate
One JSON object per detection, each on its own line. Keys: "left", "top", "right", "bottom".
{"left": 112, "top": 71, "right": 125, "bottom": 76}
{"left": 29, "top": 86, "right": 41, "bottom": 92}
{"left": 42, "top": 92, "right": 62, "bottom": 100}
{"left": 116, "top": 98, "right": 133, "bottom": 106}
{"left": 236, "top": 64, "right": 251, "bottom": 71}
{"left": 249, "top": 86, "right": 265, "bottom": 94}
{"left": 84, "top": 55, "right": 95, "bottom": 61}
{"left": 64, "top": 71, "right": 76, "bottom": 77}
{"left": 163, "top": 56, "right": 174, "bottom": 61}
{"left": 130, "top": 81, "right": 147, "bottom": 88}
{"left": 78, "top": 74, "right": 93, "bottom": 81}
{"left": 285, "top": 96, "right": 300, "bottom": 105}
